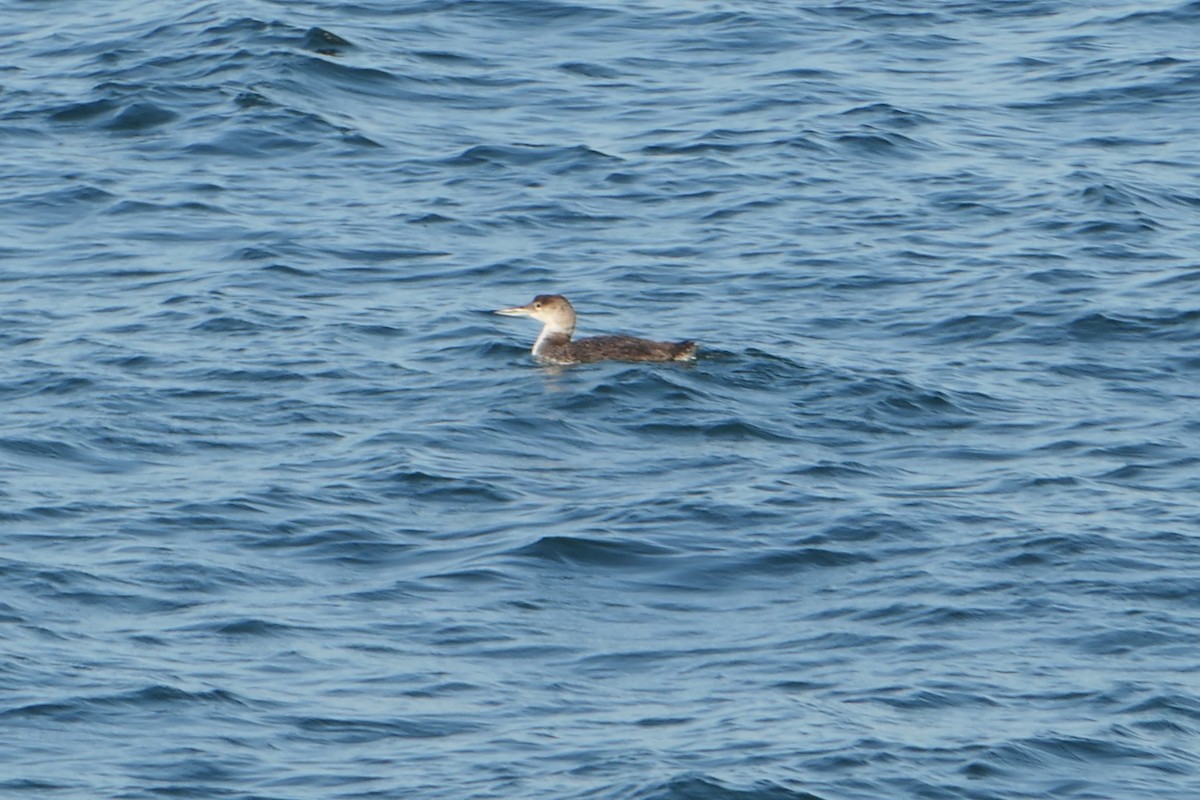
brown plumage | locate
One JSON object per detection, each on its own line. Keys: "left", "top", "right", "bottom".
{"left": 494, "top": 294, "right": 697, "bottom": 365}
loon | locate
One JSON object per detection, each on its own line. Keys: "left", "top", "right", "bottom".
{"left": 494, "top": 294, "right": 697, "bottom": 365}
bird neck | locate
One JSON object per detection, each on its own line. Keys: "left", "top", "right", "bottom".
{"left": 533, "top": 323, "right": 573, "bottom": 356}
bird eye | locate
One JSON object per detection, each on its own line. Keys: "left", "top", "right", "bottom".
{"left": 534, "top": 302, "right": 541, "bottom": 308}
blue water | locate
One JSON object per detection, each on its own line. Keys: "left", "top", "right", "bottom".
{"left": 3, "top": 1, "right": 1200, "bottom": 798}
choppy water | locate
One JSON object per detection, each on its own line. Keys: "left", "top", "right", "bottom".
{"left": 4, "top": 1, "right": 1200, "bottom": 798}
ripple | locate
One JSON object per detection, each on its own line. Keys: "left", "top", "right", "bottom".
{"left": 4, "top": 1, "right": 1200, "bottom": 798}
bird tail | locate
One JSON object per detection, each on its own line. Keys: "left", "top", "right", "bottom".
{"left": 672, "top": 341, "right": 698, "bottom": 361}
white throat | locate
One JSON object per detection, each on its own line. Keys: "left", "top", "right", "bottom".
{"left": 532, "top": 320, "right": 572, "bottom": 356}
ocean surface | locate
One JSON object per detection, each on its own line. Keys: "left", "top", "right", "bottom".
{"left": 3, "top": 1, "right": 1200, "bottom": 798}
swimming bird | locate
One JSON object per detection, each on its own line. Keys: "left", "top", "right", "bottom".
{"left": 494, "top": 294, "right": 697, "bottom": 365}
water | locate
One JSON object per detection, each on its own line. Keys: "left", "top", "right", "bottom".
{"left": 3, "top": 1, "right": 1200, "bottom": 798}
